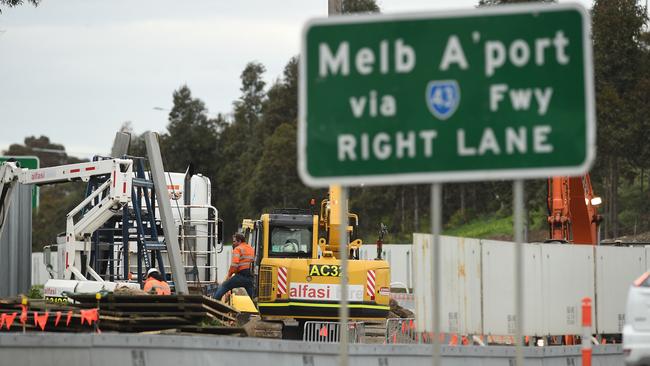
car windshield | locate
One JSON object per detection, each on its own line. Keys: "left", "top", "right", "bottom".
{"left": 269, "top": 225, "right": 312, "bottom": 258}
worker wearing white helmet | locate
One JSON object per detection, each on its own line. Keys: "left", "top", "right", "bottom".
{"left": 143, "top": 268, "right": 171, "bottom": 295}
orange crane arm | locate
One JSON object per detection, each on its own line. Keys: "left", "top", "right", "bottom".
{"left": 547, "top": 175, "right": 602, "bottom": 245}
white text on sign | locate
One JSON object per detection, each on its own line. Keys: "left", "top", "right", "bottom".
{"left": 316, "top": 30, "right": 572, "bottom": 162}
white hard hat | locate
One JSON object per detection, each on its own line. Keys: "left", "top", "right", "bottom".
{"left": 146, "top": 268, "right": 160, "bottom": 277}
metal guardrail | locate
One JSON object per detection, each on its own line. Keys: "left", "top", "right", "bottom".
{"left": 303, "top": 321, "right": 365, "bottom": 343}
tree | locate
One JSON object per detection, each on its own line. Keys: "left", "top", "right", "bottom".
{"left": 342, "top": 0, "right": 379, "bottom": 13}
{"left": 161, "top": 85, "right": 220, "bottom": 177}
{"left": 5, "top": 136, "right": 84, "bottom": 167}
{"left": 214, "top": 63, "right": 268, "bottom": 235}
{"left": 246, "top": 123, "right": 316, "bottom": 211}
{"left": 0, "top": 0, "right": 39, "bottom": 12}
{"left": 591, "top": 0, "right": 648, "bottom": 237}
{"left": 259, "top": 57, "right": 298, "bottom": 137}
{"left": 233, "top": 62, "right": 266, "bottom": 132}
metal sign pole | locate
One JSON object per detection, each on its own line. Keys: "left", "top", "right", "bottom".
{"left": 326, "top": 2, "right": 347, "bottom": 365}
{"left": 514, "top": 180, "right": 524, "bottom": 365}
{"left": 339, "top": 185, "right": 349, "bottom": 366}
{"left": 431, "top": 183, "right": 442, "bottom": 365}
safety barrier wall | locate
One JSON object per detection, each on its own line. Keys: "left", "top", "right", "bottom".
{"left": 413, "top": 235, "right": 647, "bottom": 337}
{"left": 412, "top": 235, "right": 483, "bottom": 335}
{"left": 481, "top": 241, "right": 544, "bottom": 336}
{"left": 0, "top": 333, "right": 623, "bottom": 366}
{"left": 595, "top": 246, "right": 645, "bottom": 334}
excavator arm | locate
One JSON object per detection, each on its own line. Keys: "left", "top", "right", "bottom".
{"left": 547, "top": 175, "right": 602, "bottom": 245}
{"left": 318, "top": 185, "right": 362, "bottom": 258}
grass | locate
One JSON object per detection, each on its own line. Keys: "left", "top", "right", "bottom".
{"left": 444, "top": 215, "right": 514, "bottom": 239}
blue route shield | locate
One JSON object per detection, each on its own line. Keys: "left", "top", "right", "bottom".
{"left": 425, "top": 80, "right": 461, "bottom": 120}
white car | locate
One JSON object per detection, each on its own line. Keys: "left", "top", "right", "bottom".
{"left": 624, "top": 271, "right": 650, "bottom": 365}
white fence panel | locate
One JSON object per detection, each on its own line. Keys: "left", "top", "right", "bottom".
{"left": 596, "top": 246, "right": 645, "bottom": 334}
{"left": 439, "top": 236, "right": 482, "bottom": 335}
{"left": 481, "top": 240, "right": 543, "bottom": 336}
{"left": 541, "top": 244, "right": 595, "bottom": 335}
{"left": 412, "top": 233, "right": 433, "bottom": 334}
{"left": 412, "top": 234, "right": 481, "bottom": 335}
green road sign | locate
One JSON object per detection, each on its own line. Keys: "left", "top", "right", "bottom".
{"left": 299, "top": 3, "right": 595, "bottom": 187}
{"left": 0, "top": 156, "right": 40, "bottom": 208}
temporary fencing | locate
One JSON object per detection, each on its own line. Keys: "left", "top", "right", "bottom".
{"left": 385, "top": 318, "right": 418, "bottom": 344}
{"left": 303, "top": 321, "right": 365, "bottom": 343}
{"left": 385, "top": 318, "right": 480, "bottom": 346}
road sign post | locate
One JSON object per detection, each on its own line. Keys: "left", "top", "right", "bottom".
{"left": 299, "top": 4, "right": 594, "bottom": 366}
{"left": 299, "top": 3, "right": 594, "bottom": 186}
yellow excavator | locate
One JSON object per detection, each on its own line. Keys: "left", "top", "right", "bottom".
{"left": 236, "top": 185, "right": 390, "bottom": 323}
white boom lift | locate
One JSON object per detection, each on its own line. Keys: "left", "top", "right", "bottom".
{"left": 1, "top": 132, "right": 223, "bottom": 299}
{"left": 0, "top": 158, "right": 133, "bottom": 281}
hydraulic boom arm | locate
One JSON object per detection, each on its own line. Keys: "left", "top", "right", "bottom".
{"left": 0, "top": 159, "right": 133, "bottom": 280}
{"left": 547, "top": 175, "right": 602, "bottom": 245}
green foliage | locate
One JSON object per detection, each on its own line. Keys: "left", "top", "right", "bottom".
{"left": 591, "top": 0, "right": 649, "bottom": 237}
{"left": 444, "top": 215, "right": 513, "bottom": 239}
{"left": 28, "top": 285, "right": 43, "bottom": 299}
{"left": 617, "top": 170, "right": 650, "bottom": 235}
{"left": 161, "top": 85, "right": 220, "bottom": 177}
{"left": 31, "top": 183, "right": 85, "bottom": 251}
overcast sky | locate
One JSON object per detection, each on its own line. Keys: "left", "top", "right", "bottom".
{"left": 0, "top": 0, "right": 592, "bottom": 159}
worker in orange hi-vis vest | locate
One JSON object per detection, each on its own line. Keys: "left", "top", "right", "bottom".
{"left": 213, "top": 232, "right": 255, "bottom": 301}
{"left": 143, "top": 268, "right": 171, "bottom": 295}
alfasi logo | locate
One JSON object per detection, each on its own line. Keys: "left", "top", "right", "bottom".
{"left": 309, "top": 264, "right": 341, "bottom": 277}
{"left": 426, "top": 80, "right": 460, "bottom": 120}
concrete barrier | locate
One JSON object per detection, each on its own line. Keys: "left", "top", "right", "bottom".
{"left": 0, "top": 333, "right": 623, "bottom": 366}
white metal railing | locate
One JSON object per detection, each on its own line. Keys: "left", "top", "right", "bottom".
{"left": 176, "top": 204, "right": 219, "bottom": 283}
{"left": 303, "top": 321, "right": 365, "bottom": 343}
{"left": 112, "top": 204, "right": 220, "bottom": 283}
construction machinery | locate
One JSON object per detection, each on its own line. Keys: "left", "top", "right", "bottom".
{"left": 0, "top": 132, "right": 223, "bottom": 301}
{"left": 239, "top": 185, "right": 391, "bottom": 323}
{"left": 546, "top": 174, "right": 602, "bottom": 245}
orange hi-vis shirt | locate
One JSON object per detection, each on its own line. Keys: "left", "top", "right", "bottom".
{"left": 143, "top": 277, "right": 171, "bottom": 295}
{"left": 228, "top": 242, "right": 255, "bottom": 277}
